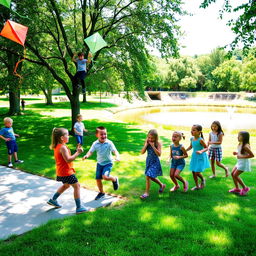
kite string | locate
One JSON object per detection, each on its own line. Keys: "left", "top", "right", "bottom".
{"left": 13, "top": 46, "right": 26, "bottom": 86}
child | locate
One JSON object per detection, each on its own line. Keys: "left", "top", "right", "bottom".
{"left": 21, "top": 99, "right": 25, "bottom": 111}
{"left": 72, "top": 52, "right": 92, "bottom": 91}
{"left": 170, "top": 131, "right": 188, "bottom": 192}
{"left": 82, "top": 126, "right": 120, "bottom": 200}
{"left": 47, "top": 128, "right": 88, "bottom": 214}
{"left": 186, "top": 124, "right": 209, "bottom": 190}
{"left": 229, "top": 131, "right": 254, "bottom": 196}
{"left": 0, "top": 117, "right": 24, "bottom": 167}
{"left": 140, "top": 129, "right": 166, "bottom": 199}
{"left": 208, "top": 121, "right": 229, "bottom": 178}
{"left": 74, "top": 114, "right": 88, "bottom": 147}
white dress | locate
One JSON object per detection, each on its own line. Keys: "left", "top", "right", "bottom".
{"left": 235, "top": 145, "right": 251, "bottom": 172}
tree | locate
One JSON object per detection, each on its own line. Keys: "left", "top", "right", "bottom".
{"left": 1, "top": 0, "right": 184, "bottom": 128}
{"left": 200, "top": 0, "right": 256, "bottom": 50}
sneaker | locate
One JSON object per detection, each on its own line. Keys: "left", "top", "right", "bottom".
{"left": 7, "top": 162, "right": 13, "bottom": 167}
{"left": 76, "top": 206, "right": 89, "bottom": 214}
{"left": 240, "top": 187, "right": 250, "bottom": 196}
{"left": 200, "top": 179, "right": 206, "bottom": 189}
{"left": 184, "top": 181, "right": 189, "bottom": 192}
{"left": 170, "top": 186, "right": 180, "bottom": 192}
{"left": 15, "top": 160, "right": 24, "bottom": 164}
{"left": 229, "top": 188, "right": 241, "bottom": 193}
{"left": 47, "top": 199, "right": 62, "bottom": 208}
{"left": 112, "top": 177, "right": 119, "bottom": 190}
{"left": 94, "top": 192, "right": 105, "bottom": 200}
{"left": 209, "top": 175, "right": 216, "bottom": 179}
{"left": 191, "top": 186, "right": 200, "bottom": 191}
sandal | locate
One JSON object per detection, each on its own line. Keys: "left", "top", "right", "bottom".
{"left": 140, "top": 193, "right": 149, "bottom": 199}
{"left": 159, "top": 184, "right": 166, "bottom": 193}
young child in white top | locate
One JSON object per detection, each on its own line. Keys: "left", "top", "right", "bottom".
{"left": 73, "top": 114, "right": 88, "bottom": 147}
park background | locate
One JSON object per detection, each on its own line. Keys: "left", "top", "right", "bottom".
{"left": 0, "top": 0, "right": 256, "bottom": 255}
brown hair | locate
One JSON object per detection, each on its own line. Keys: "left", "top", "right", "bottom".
{"left": 239, "top": 131, "right": 250, "bottom": 154}
{"left": 50, "top": 128, "right": 68, "bottom": 149}
{"left": 96, "top": 126, "right": 106, "bottom": 134}
{"left": 148, "top": 129, "right": 159, "bottom": 147}
{"left": 78, "top": 52, "right": 84, "bottom": 57}
{"left": 211, "top": 120, "right": 224, "bottom": 135}
{"left": 77, "top": 114, "right": 83, "bottom": 119}
{"left": 193, "top": 124, "right": 204, "bottom": 139}
{"left": 173, "top": 131, "right": 185, "bottom": 140}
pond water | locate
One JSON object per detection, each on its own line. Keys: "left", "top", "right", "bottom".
{"left": 115, "top": 106, "right": 256, "bottom": 130}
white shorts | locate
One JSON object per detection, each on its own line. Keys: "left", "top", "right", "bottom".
{"left": 236, "top": 159, "right": 251, "bottom": 172}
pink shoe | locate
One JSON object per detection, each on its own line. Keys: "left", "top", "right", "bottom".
{"left": 170, "top": 186, "right": 180, "bottom": 192}
{"left": 183, "top": 181, "right": 189, "bottom": 192}
{"left": 240, "top": 187, "right": 250, "bottom": 196}
{"left": 229, "top": 188, "right": 241, "bottom": 193}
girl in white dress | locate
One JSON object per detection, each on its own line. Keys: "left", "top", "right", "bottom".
{"left": 229, "top": 131, "right": 254, "bottom": 196}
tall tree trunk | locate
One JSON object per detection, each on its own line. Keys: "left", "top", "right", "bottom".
{"left": 82, "top": 85, "right": 87, "bottom": 102}
{"left": 70, "top": 85, "right": 80, "bottom": 134}
{"left": 8, "top": 84, "right": 20, "bottom": 115}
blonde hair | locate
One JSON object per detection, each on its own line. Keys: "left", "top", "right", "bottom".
{"left": 173, "top": 131, "right": 185, "bottom": 140}
{"left": 4, "top": 117, "right": 13, "bottom": 124}
{"left": 50, "top": 128, "right": 68, "bottom": 149}
{"left": 77, "top": 114, "right": 83, "bottom": 120}
{"left": 148, "top": 129, "right": 159, "bottom": 147}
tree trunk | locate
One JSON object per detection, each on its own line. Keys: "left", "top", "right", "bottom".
{"left": 8, "top": 84, "right": 20, "bottom": 115}
{"left": 82, "top": 84, "right": 87, "bottom": 102}
{"left": 45, "top": 89, "right": 53, "bottom": 105}
{"left": 70, "top": 87, "right": 80, "bottom": 134}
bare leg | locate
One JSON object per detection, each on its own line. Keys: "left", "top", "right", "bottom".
{"left": 170, "top": 168, "right": 179, "bottom": 187}
{"left": 231, "top": 167, "right": 239, "bottom": 189}
{"left": 192, "top": 172, "right": 199, "bottom": 188}
{"left": 216, "top": 160, "right": 229, "bottom": 176}
{"left": 96, "top": 179, "right": 104, "bottom": 193}
{"left": 210, "top": 158, "right": 216, "bottom": 177}
{"left": 145, "top": 176, "right": 151, "bottom": 195}
{"left": 233, "top": 170, "right": 246, "bottom": 189}
{"left": 175, "top": 170, "right": 185, "bottom": 186}
{"left": 197, "top": 173, "right": 204, "bottom": 182}
{"left": 57, "top": 183, "right": 70, "bottom": 195}
{"left": 70, "top": 182, "right": 80, "bottom": 199}
{"left": 8, "top": 155, "right": 12, "bottom": 163}
{"left": 150, "top": 177, "right": 163, "bottom": 188}
{"left": 102, "top": 175, "right": 116, "bottom": 182}
{"left": 13, "top": 152, "right": 18, "bottom": 161}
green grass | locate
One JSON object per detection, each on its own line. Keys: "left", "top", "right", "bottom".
{"left": 0, "top": 105, "right": 256, "bottom": 256}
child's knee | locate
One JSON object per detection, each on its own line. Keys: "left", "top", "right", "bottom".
{"left": 102, "top": 175, "right": 109, "bottom": 180}
{"left": 63, "top": 183, "right": 71, "bottom": 189}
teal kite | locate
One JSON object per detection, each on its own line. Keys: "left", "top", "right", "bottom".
{"left": 0, "top": 0, "right": 11, "bottom": 8}
{"left": 84, "top": 32, "right": 107, "bottom": 54}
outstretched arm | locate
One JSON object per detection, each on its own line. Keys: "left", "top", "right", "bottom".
{"left": 197, "top": 139, "right": 208, "bottom": 154}
{"left": 72, "top": 53, "right": 77, "bottom": 62}
{"left": 60, "top": 145, "right": 83, "bottom": 163}
{"left": 82, "top": 151, "right": 93, "bottom": 160}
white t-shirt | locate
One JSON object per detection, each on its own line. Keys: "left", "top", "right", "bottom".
{"left": 209, "top": 131, "right": 222, "bottom": 148}
{"left": 74, "top": 121, "right": 85, "bottom": 136}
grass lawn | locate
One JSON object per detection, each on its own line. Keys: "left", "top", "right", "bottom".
{"left": 0, "top": 101, "right": 256, "bottom": 256}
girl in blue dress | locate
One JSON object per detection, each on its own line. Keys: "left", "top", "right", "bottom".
{"left": 140, "top": 129, "right": 166, "bottom": 199}
{"left": 186, "top": 124, "right": 210, "bottom": 191}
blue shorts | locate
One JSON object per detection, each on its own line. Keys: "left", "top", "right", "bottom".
{"left": 96, "top": 163, "right": 113, "bottom": 179}
{"left": 171, "top": 162, "right": 185, "bottom": 171}
{"left": 6, "top": 140, "right": 18, "bottom": 155}
{"left": 75, "top": 135, "right": 83, "bottom": 145}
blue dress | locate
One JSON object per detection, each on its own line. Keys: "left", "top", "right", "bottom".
{"left": 189, "top": 137, "right": 210, "bottom": 172}
{"left": 145, "top": 145, "right": 162, "bottom": 178}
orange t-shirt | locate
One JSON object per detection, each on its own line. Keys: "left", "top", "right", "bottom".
{"left": 54, "top": 144, "right": 75, "bottom": 177}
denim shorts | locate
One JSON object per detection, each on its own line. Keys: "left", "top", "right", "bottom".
{"left": 75, "top": 135, "right": 83, "bottom": 145}
{"left": 171, "top": 162, "right": 185, "bottom": 171}
{"left": 6, "top": 140, "right": 18, "bottom": 155}
{"left": 96, "top": 163, "right": 113, "bottom": 179}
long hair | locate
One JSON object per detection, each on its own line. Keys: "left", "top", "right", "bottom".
{"left": 239, "top": 131, "right": 250, "bottom": 154}
{"left": 211, "top": 120, "right": 224, "bottom": 135}
{"left": 50, "top": 128, "right": 68, "bottom": 149}
{"left": 148, "top": 129, "right": 159, "bottom": 147}
{"left": 193, "top": 124, "right": 204, "bottom": 139}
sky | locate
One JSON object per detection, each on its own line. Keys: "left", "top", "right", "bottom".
{"left": 178, "top": 0, "right": 244, "bottom": 56}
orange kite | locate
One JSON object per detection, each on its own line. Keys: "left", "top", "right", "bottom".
{"left": 0, "top": 20, "right": 28, "bottom": 46}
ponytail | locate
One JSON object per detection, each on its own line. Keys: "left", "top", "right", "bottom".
{"left": 50, "top": 128, "right": 68, "bottom": 149}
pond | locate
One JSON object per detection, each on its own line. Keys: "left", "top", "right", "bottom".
{"left": 115, "top": 106, "right": 256, "bottom": 130}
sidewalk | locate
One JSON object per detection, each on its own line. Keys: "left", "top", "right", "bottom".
{"left": 0, "top": 166, "right": 120, "bottom": 240}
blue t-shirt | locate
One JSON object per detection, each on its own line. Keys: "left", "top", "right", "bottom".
{"left": 89, "top": 139, "right": 117, "bottom": 165}
{"left": 0, "top": 127, "right": 16, "bottom": 141}
{"left": 76, "top": 59, "right": 87, "bottom": 71}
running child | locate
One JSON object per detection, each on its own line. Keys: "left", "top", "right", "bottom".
{"left": 0, "top": 117, "right": 23, "bottom": 167}
{"left": 140, "top": 129, "right": 166, "bottom": 199}
{"left": 47, "top": 128, "right": 88, "bottom": 214}
{"left": 208, "top": 121, "right": 229, "bottom": 178}
{"left": 169, "top": 131, "right": 188, "bottom": 192}
{"left": 186, "top": 124, "right": 210, "bottom": 190}
{"left": 229, "top": 131, "right": 254, "bottom": 196}
{"left": 74, "top": 114, "right": 88, "bottom": 147}
{"left": 83, "top": 126, "right": 120, "bottom": 200}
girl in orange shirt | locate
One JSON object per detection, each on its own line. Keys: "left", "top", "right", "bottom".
{"left": 47, "top": 128, "right": 88, "bottom": 214}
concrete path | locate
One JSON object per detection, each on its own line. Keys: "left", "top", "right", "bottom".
{"left": 0, "top": 166, "right": 120, "bottom": 240}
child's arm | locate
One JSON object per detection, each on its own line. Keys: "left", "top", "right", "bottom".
{"left": 72, "top": 53, "right": 77, "bottom": 62}
{"left": 207, "top": 134, "right": 211, "bottom": 146}
{"left": 74, "top": 128, "right": 81, "bottom": 136}
{"left": 113, "top": 150, "right": 120, "bottom": 162}
{"left": 83, "top": 128, "right": 88, "bottom": 133}
{"left": 237, "top": 145, "right": 254, "bottom": 159}
{"left": 186, "top": 142, "right": 192, "bottom": 152}
{"left": 141, "top": 139, "right": 148, "bottom": 154}
{"left": 174, "top": 146, "right": 188, "bottom": 160}
{"left": 82, "top": 151, "right": 93, "bottom": 160}
{"left": 60, "top": 145, "right": 83, "bottom": 163}
{"left": 14, "top": 133, "right": 20, "bottom": 137}
{"left": 0, "top": 135, "right": 10, "bottom": 141}
{"left": 149, "top": 141, "right": 161, "bottom": 157}
{"left": 86, "top": 52, "right": 92, "bottom": 63}
{"left": 198, "top": 139, "right": 208, "bottom": 154}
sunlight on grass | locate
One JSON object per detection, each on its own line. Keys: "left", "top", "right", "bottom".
{"left": 139, "top": 209, "right": 153, "bottom": 222}
{"left": 204, "top": 230, "right": 232, "bottom": 246}
{"left": 214, "top": 203, "right": 240, "bottom": 221}
{"left": 153, "top": 216, "right": 183, "bottom": 230}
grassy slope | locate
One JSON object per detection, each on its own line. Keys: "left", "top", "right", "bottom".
{"left": 0, "top": 102, "right": 256, "bottom": 256}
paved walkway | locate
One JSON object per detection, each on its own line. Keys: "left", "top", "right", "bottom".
{"left": 0, "top": 166, "right": 120, "bottom": 240}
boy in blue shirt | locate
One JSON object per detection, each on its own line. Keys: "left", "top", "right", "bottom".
{"left": 83, "top": 126, "right": 120, "bottom": 200}
{"left": 72, "top": 52, "right": 92, "bottom": 92}
{"left": 0, "top": 117, "right": 24, "bottom": 167}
